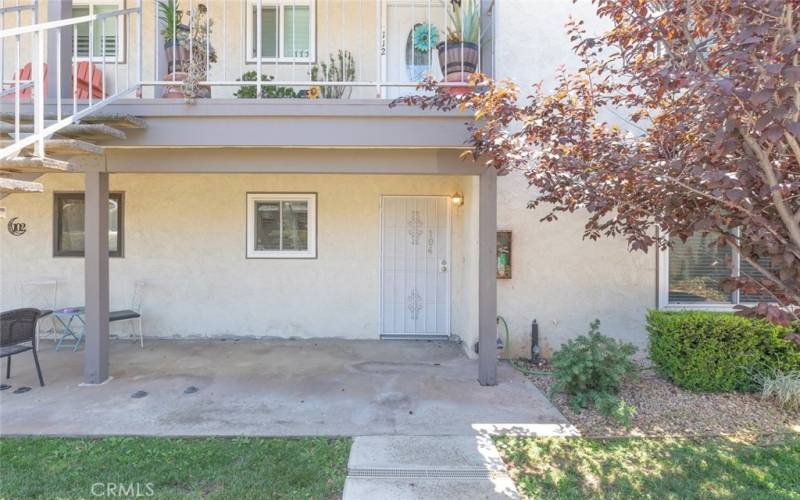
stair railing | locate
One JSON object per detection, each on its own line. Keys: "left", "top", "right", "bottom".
{"left": 0, "top": 2, "right": 143, "bottom": 160}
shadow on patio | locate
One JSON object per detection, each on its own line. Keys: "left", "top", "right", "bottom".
{"left": 0, "top": 338, "right": 570, "bottom": 437}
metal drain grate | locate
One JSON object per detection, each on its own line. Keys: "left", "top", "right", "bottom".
{"left": 348, "top": 468, "right": 502, "bottom": 479}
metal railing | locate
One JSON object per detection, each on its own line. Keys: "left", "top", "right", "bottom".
{"left": 140, "top": 0, "right": 492, "bottom": 99}
{"left": 0, "top": 1, "right": 492, "bottom": 160}
{"left": 0, "top": 1, "right": 142, "bottom": 160}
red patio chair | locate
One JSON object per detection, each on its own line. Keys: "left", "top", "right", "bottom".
{"left": 2, "top": 61, "right": 104, "bottom": 100}
{"left": 74, "top": 61, "right": 104, "bottom": 99}
{"left": 1, "top": 62, "right": 46, "bottom": 100}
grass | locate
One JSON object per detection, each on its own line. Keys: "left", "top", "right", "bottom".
{"left": 0, "top": 436, "right": 351, "bottom": 499}
{"left": 495, "top": 434, "right": 800, "bottom": 500}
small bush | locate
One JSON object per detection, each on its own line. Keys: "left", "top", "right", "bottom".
{"left": 234, "top": 72, "right": 297, "bottom": 99}
{"left": 755, "top": 369, "right": 800, "bottom": 411}
{"left": 647, "top": 311, "right": 800, "bottom": 393}
{"left": 551, "top": 320, "right": 638, "bottom": 425}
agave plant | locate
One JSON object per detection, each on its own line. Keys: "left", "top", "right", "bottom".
{"left": 158, "top": 0, "right": 185, "bottom": 42}
{"left": 445, "top": 0, "right": 482, "bottom": 45}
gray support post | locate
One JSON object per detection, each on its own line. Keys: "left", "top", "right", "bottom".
{"left": 47, "top": 1, "right": 74, "bottom": 99}
{"left": 478, "top": 167, "right": 497, "bottom": 386}
{"left": 84, "top": 171, "right": 110, "bottom": 384}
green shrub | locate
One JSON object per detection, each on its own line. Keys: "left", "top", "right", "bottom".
{"left": 551, "top": 320, "right": 638, "bottom": 425}
{"left": 233, "top": 72, "right": 297, "bottom": 99}
{"left": 647, "top": 311, "right": 800, "bottom": 393}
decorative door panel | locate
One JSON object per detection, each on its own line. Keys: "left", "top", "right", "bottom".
{"left": 381, "top": 196, "right": 450, "bottom": 336}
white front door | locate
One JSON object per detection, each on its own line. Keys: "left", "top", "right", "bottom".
{"left": 381, "top": 196, "right": 451, "bottom": 337}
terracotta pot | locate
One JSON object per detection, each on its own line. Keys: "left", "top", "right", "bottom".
{"left": 436, "top": 41, "right": 479, "bottom": 81}
{"left": 442, "top": 72, "right": 473, "bottom": 96}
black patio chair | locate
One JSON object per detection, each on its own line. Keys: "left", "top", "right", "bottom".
{"left": 1, "top": 308, "right": 45, "bottom": 386}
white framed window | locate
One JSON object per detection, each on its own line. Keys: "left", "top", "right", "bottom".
{"left": 658, "top": 233, "right": 774, "bottom": 310}
{"left": 247, "top": 193, "right": 317, "bottom": 259}
{"left": 72, "top": 0, "right": 126, "bottom": 62}
{"left": 245, "top": 0, "right": 315, "bottom": 63}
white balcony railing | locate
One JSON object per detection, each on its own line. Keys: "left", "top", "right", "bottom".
{"left": 0, "top": 0, "right": 143, "bottom": 159}
{"left": 139, "top": 0, "right": 493, "bottom": 99}
{"left": 0, "top": 1, "right": 493, "bottom": 159}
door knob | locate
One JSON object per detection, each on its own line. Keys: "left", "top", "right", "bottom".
{"left": 440, "top": 259, "right": 448, "bottom": 272}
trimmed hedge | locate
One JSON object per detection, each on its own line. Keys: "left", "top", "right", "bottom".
{"left": 647, "top": 310, "right": 800, "bottom": 393}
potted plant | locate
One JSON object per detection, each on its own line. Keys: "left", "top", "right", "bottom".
{"left": 158, "top": 0, "right": 189, "bottom": 74}
{"left": 159, "top": 1, "right": 217, "bottom": 99}
{"left": 310, "top": 50, "right": 356, "bottom": 99}
{"left": 437, "top": 0, "right": 482, "bottom": 86}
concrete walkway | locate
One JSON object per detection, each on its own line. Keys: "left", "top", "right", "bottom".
{"left": 0, "top": 338, "right": 571, "bottom": 437}
{"left": 343, "top": 435, "right": 520, "bottom": 499}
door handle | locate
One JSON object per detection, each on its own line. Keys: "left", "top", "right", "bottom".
{"left": 440, "top": 259, "right": 448, "bottom": 273}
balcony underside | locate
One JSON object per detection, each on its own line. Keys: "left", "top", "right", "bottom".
{"left": 23, "top": 99, "right": 474, "bottom": 150}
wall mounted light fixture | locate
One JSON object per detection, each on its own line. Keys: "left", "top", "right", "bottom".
{"left": 451, "top": 192, "right": 464, "bottom": 207}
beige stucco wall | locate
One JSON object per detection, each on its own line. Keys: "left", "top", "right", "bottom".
{"left": 493, "top": 0, "right": 656, "bottom": 356}
{"left": 0, "top": 172, "right": 480, "bottom": 346}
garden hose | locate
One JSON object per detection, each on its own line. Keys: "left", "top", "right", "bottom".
{"left": 497, "top": 315, "right": 553, "bottom": 377}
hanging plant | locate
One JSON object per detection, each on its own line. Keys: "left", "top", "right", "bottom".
{"left": 412, "top": 23, "right": 439, "bottom": 54}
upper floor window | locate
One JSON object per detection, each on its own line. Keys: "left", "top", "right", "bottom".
{"left": 659, "top": 233, "right": 773, "bottom": 309}
{"left": 54, "top": 192, "right": 124, "bottom": 257}
{"left": 72, "top": 0, "right": 125, "bottom": 62}
{"left": 246, "top": 0, "right": 315, "bottom": 63}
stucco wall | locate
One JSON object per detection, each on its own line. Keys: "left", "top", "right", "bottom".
{"left": 0, "top": 172, "right": 479, "bottom": 345}
{"left": 493, "top": 0, "right": 656, "bottom": 356}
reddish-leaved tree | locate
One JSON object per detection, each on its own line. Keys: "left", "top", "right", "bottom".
{"left": 395, "top": 0, "right": 800, "bottom": 335}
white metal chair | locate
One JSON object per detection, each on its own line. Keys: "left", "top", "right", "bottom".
{"left": 112, "top": 280, "right": 146, "bottom": 348}
{"left": 17, "top": 280, "right": 58, "bottom": 350}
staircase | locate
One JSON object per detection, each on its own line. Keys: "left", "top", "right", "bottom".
{"left": 0, "top": 3, "right": 144, "bottom": 196}
{"left": 0, "top": 113, "right": 146, "bottom": 197}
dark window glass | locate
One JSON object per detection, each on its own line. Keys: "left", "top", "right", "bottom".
{"left": 54, "top": 192, "right": 123, "bottom": 257}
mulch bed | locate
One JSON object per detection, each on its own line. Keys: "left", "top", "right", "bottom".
{"left": 522, "top": 361, "right": 800, "bottom": 438}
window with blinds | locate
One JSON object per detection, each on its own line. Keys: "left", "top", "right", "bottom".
{"left": 666, "top": 233, "right": 775, "bottom": 306}
{"left": 249, "top": 1, "right": 314, "bottom": 62}
{"left": 668, "top": 233, "right": 733, "bottom": 304}
{"left": 72, "top": 3, "right": 122, "bottom": 60}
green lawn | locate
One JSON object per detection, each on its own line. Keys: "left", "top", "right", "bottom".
{"left": 495, "top": 435, "right": 800, "bottom": 500}
{"left": 0, "top": 436, "right": 351, "bottom": 499}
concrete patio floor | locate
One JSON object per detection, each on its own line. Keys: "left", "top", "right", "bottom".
{"left": 0, "top": 338, "right": 570, "bottom": 437}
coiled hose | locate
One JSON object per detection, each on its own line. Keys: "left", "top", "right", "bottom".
{"left": 497, "top": 315, "right": 552, "bottom": 377}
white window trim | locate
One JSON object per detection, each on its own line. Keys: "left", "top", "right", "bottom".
{"left": 657, "top": 235, "right": 774, "bottom": 311}
{"left": 244, "top": 0, "right": 316, "bottom": 64}
{"left": 72, "top": 0, "right": 127, "bottom": 64}
{"left": 247, "top": 193, "right": 317, "bottom": 259}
